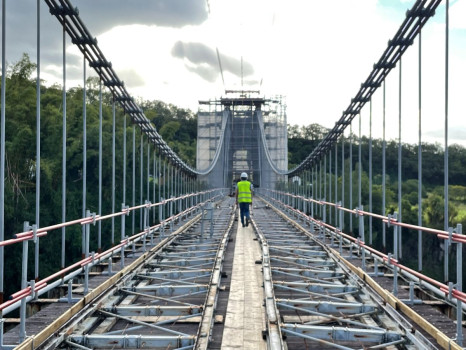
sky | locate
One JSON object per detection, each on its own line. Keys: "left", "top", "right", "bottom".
{"left": 4, "top": 0, "right": 466, "bottom": 146}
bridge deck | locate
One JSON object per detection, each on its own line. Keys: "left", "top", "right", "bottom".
{"left": 3, "top": 198, "right": 465, "bottom": 349}
{"left": 351, "top": 256, "right": 460, "bottom": 342}
{"left": 3, "top": 256, "right": 142, "bottom": 347}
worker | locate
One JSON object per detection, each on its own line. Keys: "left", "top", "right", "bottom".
{"left": 235, "top": 172, "right": 253, "bottom": 227}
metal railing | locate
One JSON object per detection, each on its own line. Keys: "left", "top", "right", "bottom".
{"left": 259, "top": 187, "right": 464, "bottom": 346}
{"left": 0, "top": 188, "right": 226, "bottom": 345}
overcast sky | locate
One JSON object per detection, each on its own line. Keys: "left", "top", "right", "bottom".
{"left": 4, "top": 0, "right": 466, "bottom": 146}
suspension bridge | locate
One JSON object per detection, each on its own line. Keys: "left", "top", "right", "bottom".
{"left": 1, "top": 0, "right": 465, "bottom": 349}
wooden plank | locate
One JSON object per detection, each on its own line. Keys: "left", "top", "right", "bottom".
{"left": 5, "top": 318, "right": 20, "bottom": 324}
{"left": 73, "top": 317, "right": 100, "bottom": 335}
{"left": 221, "top": 222, "right": 266, "bottom": 350}
{"left": 422, "top": 300, "right": 447, "bottom": 306}
{"left": 92, "top": 317, "right": 118, "bottom": 334}
{"left": 31, "top": 299, "right": 60, "bottom": 303}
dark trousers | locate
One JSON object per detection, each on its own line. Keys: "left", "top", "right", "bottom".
{"left": 239, "top": 202, "right": 250, "bottom": 226}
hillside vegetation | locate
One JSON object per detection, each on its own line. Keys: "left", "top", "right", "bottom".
{"left": 2, "top": 54, "right": 196, "bottom": 297}
{"left": 288, "top": 123, "right": 466, "bottom": 280}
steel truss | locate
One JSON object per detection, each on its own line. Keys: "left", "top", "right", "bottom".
{"left": 288, "top": 0, "right": 441, "bottom": 176}
{"left": 44, "top": 0, "right": 200, "bottom": 176}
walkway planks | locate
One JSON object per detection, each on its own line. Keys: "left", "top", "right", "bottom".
{"left": 222, "top": 215, "right": 266, "bottom": 350}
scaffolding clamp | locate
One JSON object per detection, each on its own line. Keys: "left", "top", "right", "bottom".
{"left": 32, "top": 224, "right": 38, "bottom": 244}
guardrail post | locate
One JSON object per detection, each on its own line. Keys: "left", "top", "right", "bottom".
{"left": 349, "top": 238, "right": 353, "bottom": 259}
{"left": 84, "top": 210, "right": 95, "bottom": 294}
{"left": 67, "top": 279, "right": 73, "bottom": 302}
{"left": 339, "top": 233, "right": 343, "bottom": 255}
{"left": 142, "top": 228, "right": 146, "bottom": 253}
{"left": 391, "top": 212, "right": 398, "bottom": 260}
{"left": 338, "top": 202, "right": 343, "bottom": 255}
{"left": 170, "top": 197, "right": 174, "bottom": 232}
{"left": 303, "top": 196, "right": 307, "bottom": 216}
{"left": 121, "top": 236, "right": 128, "bottom": 269}
{"left": 358, "top": 206, "right": 365, "bottom": 271}
{"left": 150, "top": 223, "right": 154, "bottom": 246}
{"left": 408, "top": 282, "right": 415, "bottom": 303}
{"left": 0, "top": 319, "right": 4, "bottom": 349}
{"left": 323, "top": 198, "right": 326, "bottom": 224}
{"left": 179, "top": 195, "right": 183, "bottom": 217}
{"left": 330, "top": 223, "right": 335, "bottom": 247}
{"left": 359, "top": 239, "right": 366, "bottom": 272}
{"left": 121, "top": 203, "right": 128, "bottom": 254}
{"left": 30, "top": 280, "right": 36, "bottom": 301}
{"left": 299, "top": 195, "right": 303, "bottom": 219}
{"left": 373, "top": 258, "right": 379, "bottom": 276}
{"left": 19, "top": 221, "right": 31, "bottom": 342}
{"left": 389, "top": 253, "right": 398, "bottom": 297}
{"left": 189, "top": 193, "right": 193, "bottom": 217}
{"left": 200, "top": 204, "right": 205, "bottom": 239}
{"left": 455, "top": 224, "right": 463, "bottom": 346}
{"left": 358, "top": 206, "right": 364, "bottom": 240}
{"left": 206, "top": 202, "right": 214, "bottom": 238}
{"left": 160, "top": 197, "right": 164, "bottom": 237}
{"left": 144, "top": 200, "right": 150, "bottom": 245}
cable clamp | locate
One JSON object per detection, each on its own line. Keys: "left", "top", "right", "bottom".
{"left": 32, "top": 224, "right": 38, "bottom": 244}
{"left": 29, "top": 280, "right": 36, "bottom": 299}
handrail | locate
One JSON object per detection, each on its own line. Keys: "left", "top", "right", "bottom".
{"left": 1, "top": 188, "right": 226, "bottom": 314}
{"left": 261, "top": 189, "right": 466, "bottom": 306}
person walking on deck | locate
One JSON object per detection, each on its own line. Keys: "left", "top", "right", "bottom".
{"left": 236, "top": 172, "right": 253, "bottom": 227}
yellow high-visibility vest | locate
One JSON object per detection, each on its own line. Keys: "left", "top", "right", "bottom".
{"left": 237, "top": 181, "right": 252, "bottom": 203}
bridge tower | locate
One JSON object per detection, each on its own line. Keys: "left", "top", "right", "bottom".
{"left": 197, "top": 91, "right": 288, "bottom": 189}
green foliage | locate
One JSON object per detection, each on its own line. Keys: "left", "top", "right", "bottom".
{"left": 140, "top": 99, "right": 197, "bottom": 166}
{"left": 1, "top": 54, "right": 197, "bottom": 298}
{"left": 288, "top": 122, "right": 466, "bottom": 282}
{"left": 287, "top": 123, "right": 328, "bottom": 168}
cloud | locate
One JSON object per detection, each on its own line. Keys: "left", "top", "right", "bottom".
{"left": 171, "top": 41, "right": 254, "bottom": 82}
{"left": 185, "top": 65, "right": 218, "bottom": 83}
{"left": 72, "top": 0, "right": 208, "bottom": 33}
{"left": 172, "top": 41, "right": 217, "bottom": 66}
{"left": 450, "top": 0, "right": 466, "bottom": 29}
{"left": 3, "top": 1, "right": 208, "bottom": 88}
{"left": 117, "top": 69, "right": 145, "bottom": 88}
{"left": 426, "top": 126, "right": 466, "bottom": 143}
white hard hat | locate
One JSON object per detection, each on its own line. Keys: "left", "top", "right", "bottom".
{"left": 240, "top": 172, "right": 248, "bottom": 179}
